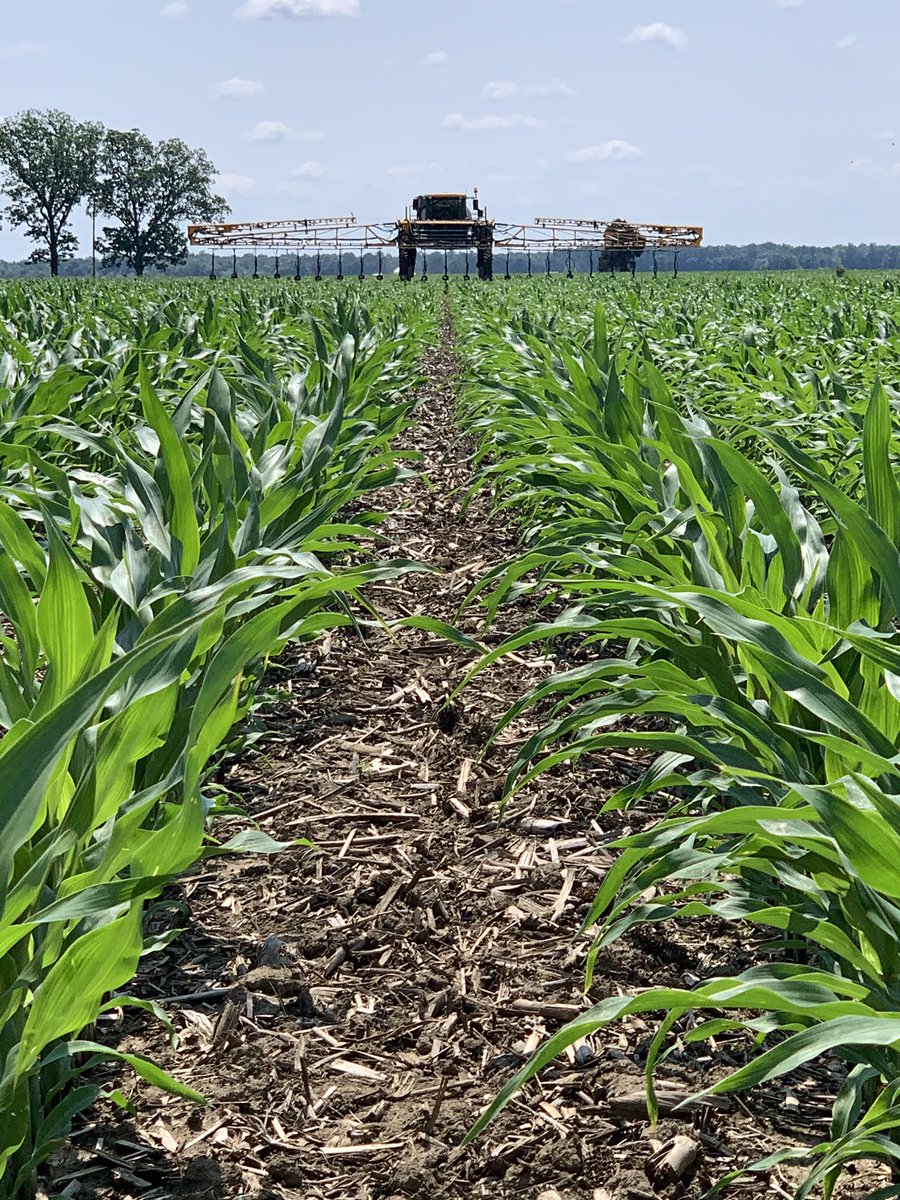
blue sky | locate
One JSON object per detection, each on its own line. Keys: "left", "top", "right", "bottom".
{"left": 0, "top": 0, "right": 896, "bottom": 257}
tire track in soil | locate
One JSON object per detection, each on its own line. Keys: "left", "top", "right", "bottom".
{"left": 62, "top": 302, "right": 861, "bottom": 1200}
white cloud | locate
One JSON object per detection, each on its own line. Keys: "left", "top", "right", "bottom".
{"left": 625, "top": 22, "right": 687, "bottom": 48}
{"left": 529, "top": 78, "right": 574, "bottom": 96}
{"left": 564, "top": 140, "right": 642, "bottom": 162}
{"left": 384, "top": 162, "right": 442, "bottom": 178}
{"left": 291, "top": 161, "right": 325, "bottom": 177}
{"left": 215, "top": 172, "right": 257, "bottom": 195}
{"left": 482, "top": 79, "right": 573, "bottom": 99}
{"left": 441, "top": 112, "right": 548, "bottom": 131}
{"left": 160, "top": 0, "right": 189, "bottom": 15}
{"left": 215, "top": 77, "right": 264, "bottom": 98}
{"left": 235, "top": 0, "right": 358, "bottom": 17}
{"left": 834, "top": 33, "right": 857, "bottom": 49}
{"left": 873, "top": 130, "right": 897, "bottom": 142}
{"left": 482, "top": 82, "right": 517, "bottom": 99}
{"left": 246, "top": 120, "right": 292, "bottom": 142}
{"left": 1, "top": 39, "right": 48, "bottom": 57}
{"left": 423, "top": 50, "right": 449, "bottom": 65}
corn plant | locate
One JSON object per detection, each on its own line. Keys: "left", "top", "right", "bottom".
{"left": 454, "top": 279, "right": 900, "bottom": 1196}
{"left": 0, "top": 278, "right": 435, "bottom": 1199}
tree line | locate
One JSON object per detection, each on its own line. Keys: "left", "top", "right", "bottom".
{"left": 0, "top": 109, "right": 227, "bottom": 276}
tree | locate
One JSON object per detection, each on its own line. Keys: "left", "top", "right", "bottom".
{"left": 0, "top": 109, "right": 103, "bottom": 276}
{"left": 97, "top": 130, "right": 228, "bottom": 276}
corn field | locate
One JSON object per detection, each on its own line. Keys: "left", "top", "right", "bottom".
{"left": 4, "top": 271, "right": 900, "bottom": 1198}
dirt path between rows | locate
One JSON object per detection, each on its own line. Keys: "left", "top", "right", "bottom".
{"left": 54, "top": 303, "right": 883, "bottom": 1200}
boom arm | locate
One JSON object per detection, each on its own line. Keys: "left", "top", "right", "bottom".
{"left": 494, "top": 218, "right": 703, "bottom": 250}
{"left": 188, "top": 217, "right": 398, "bottom": 249}
{"left": 188, "top": 215, "right": 702, "bottom": 253}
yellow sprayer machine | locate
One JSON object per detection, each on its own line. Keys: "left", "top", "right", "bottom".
{"left": 188, "top": 189, "right": 702, "bottom": 280}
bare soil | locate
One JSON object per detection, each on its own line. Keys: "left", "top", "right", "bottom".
{"left": 45, "top": 310, "right": 887, "bottom": 1200}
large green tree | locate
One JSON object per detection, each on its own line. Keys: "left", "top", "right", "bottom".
{"left": 97, "top": 131, "right": 228, "bottom": 276}
{"left": 0, "top": 109, "right": 103, "bottom": 276}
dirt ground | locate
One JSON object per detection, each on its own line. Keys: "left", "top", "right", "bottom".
{"left": 44, "top": 312, "right": 889, "bottom": 1200}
